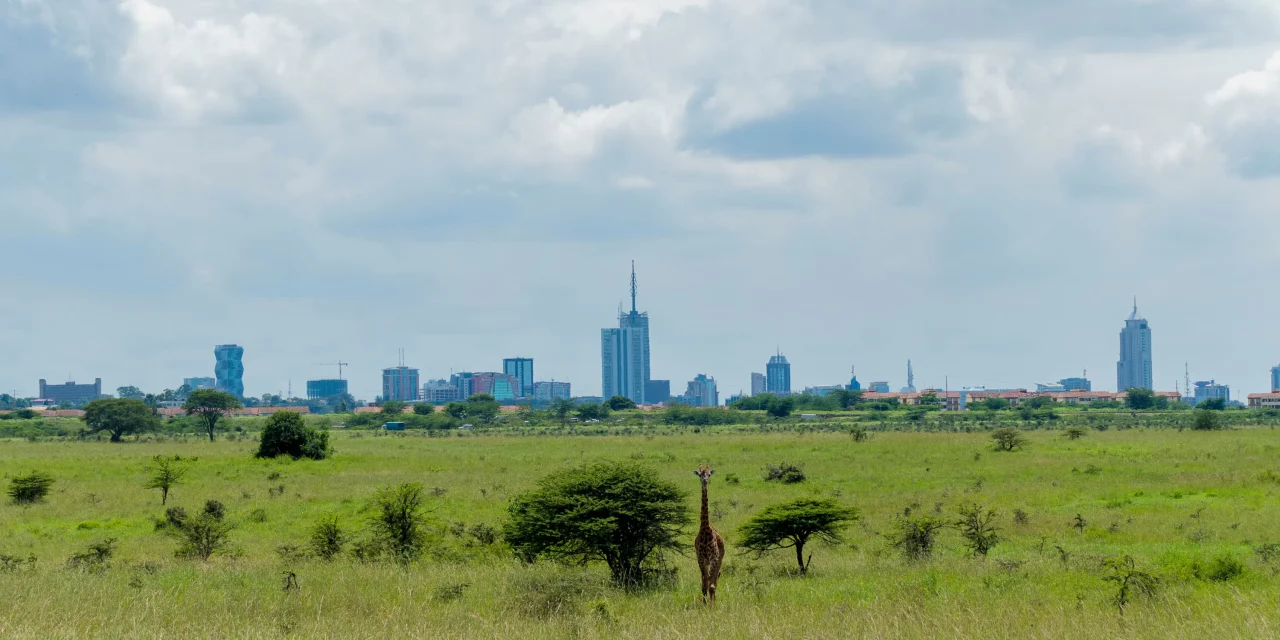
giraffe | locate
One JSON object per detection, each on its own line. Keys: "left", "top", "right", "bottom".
{"left": 693, "top": 465, "right": 726, "bottom": 604}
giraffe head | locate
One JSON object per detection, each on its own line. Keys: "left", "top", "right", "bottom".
{"left": 693, "top": 465, "right": 715, "bottom": 486}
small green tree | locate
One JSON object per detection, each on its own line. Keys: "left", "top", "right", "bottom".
{"left": 1193, "top": 409, "right": 1224, "bottom": 431}
{"left": 369, "top": 483, "right": 430, "bottom": 563}
{"left": 168, "top": 500, "right": 235, "bottom": 561}
{"left": 444, "top": 402, "right": 468, "bottom": 419}
{"left": 144, "top": 455, "right": 188, "bottom": 505}
{"left": 606, "top": 395, "right": 637, "bottom": 411}
{"left": 990, "top": 427, "right": 1028, "bottom": 452}
{"left": 954, "top": 503, "right": 1000, "bottom": 558}
{"left": 309, "top": 514, "right": 350, "bottom": 561}
{"left": 412, "top": 403, "right": 435, "bottom": 415}
{"left": 380, "top": 400, "right": 406, "bottom": 416}
{"left": 8, "top": 472, "right": 54, "bottom": 505}
{"left": 575, "top": 403, "right": 610, "bottom": 422}
{"left": 887, "top": 515, "right": 948, "bottom": 560}
{"left": 505, "top": 461, "right": 690, "bottom": 586}
{"left": 1063, "top": 426, "right": 1088, "bottom": 440}
{"left": 549, "top": 398, "right": 574, "bottom": 425}
{"left": 1197, "top": 398, "right": 1226, "bottom": 411}
{"left": 83, "top": 398, "right": 158, "bottom": 442}
{"left": 465, "top": 394, "right": 501, "bottom": 423}
{"left": 1125, "top": 388, "right": 1156, "bottom": 410}
{"left": 183, "top": 389, "right": 242, "bottom": 442}
{"left": 982, "top": 398, "right": 1011, "bottom": 411}
{"left": 738, "top": 498, "right": 859, "bottom": 573}
{"left": 256, "top": 411, "right": 330, "bottom": 460}
{"left": 766, "top": 396, "right": 795, "bottom": 418}
{"left": 1102, "top": 555, "right": 1158, "bottom": 615}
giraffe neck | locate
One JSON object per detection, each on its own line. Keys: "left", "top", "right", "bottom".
{"left": 700, "top": 481, "right": 710, "bottom": 531}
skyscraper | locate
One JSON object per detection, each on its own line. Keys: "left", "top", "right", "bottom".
{"left": 307, "top": 379, "right": 348, "bottom": 400}
{"left": 900, "top": 360, "right": 916, "bottom": 393}
{"left": 847, "top": 366, "right": 861, "bottom": 391}
{"left": 683, "top": 374, "right": 718, "bottom": 407}
{"left": 1117, "top": 301, "right": 1153, "bottom": 391}
{"left": 1193, "top": 380, "right": 1230, "bottom": 405}
{"left": 382, "top": 366, "right": 420, "bottom": 402}
{"left": 214, "top": 344, "right": 245, "bottom": 398}
{"left": 502, "top": 358, "right": 535, "bottom": 398}
{"left": 601, "top": 262, "right": 651, "bottom": 404}
{"left": 766, "top": 353, "right": 791, "bottom": 395}
{"left": 1272, "top": 365, "right": 1280, "bottom": 392}
{"left": 750, "top": 373, "right": 766, "bottom": 396}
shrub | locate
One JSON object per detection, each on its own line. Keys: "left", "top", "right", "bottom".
{"left": 412, "top": 403, "right": 435, "bottom": 415}
{"left": 887, "top": 515, "right": 948, "bottom": 560}
{"left": 849, "top": 425, "right": 870, "bottom": 442}
{"left": 763, "top": 462, "right": 807, "bottom": 484}
{"left": 606, "top": 396, "right": 637, "bottom": 411}
{"left": 309, "top": 515, "right": 350, "bottom": 561}
{"left": 369, "top": 483, "right": 430, "bottom": 563}
{"left": 505, "top": 461, "right": 689, "bottom": 587}
{"left": 738, "top": 498, "right": 859, "bottom": 573}
{"left": 256, "top": 411, "right": 330, "bottom": 460}
{"left": 144, "top": 455, "right": 188, "bottom": 505}
{"left": 1102, "top": 555, "right": 1158, "bottom": 614}
{"left": 1063, "top": 426, "right": 1088, "bottom": 440}
{"left": 1192, "top": 409, "right": 1224, "bottom": 431}
{"left": 990, "top": 428, "right": 1027, "bottom": 452}
{"left": 171, "top": 504, "right": 235, "bottom": 561}
{"left": 955, "top": 503, "right": 1000, "bottom": 558}
{"left": 1195, "top": 554, "right": 1246, "bottom": 582}
{"left": 8, "top": 472, "right": 54, "bottom": 505}
{"left": 67, "top": 538, "right": 117, "bottom": 571}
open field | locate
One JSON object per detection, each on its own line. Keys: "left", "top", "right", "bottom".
{"left": 3, "top": 426, "right": 1280, "bottom": 638}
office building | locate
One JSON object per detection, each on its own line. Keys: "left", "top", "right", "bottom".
{"left": 900, "top": 360, "right": 916, "bottom": 393}
{"left": 38, "top": 378, "right": 102, "bottom": 405}
{"left": 423, "top": 379, "right": 461, "bottom": 404}
{"left": 1036, "top": 383, "right": 1067, "bottom": 393}
{"left": 868, "top": 381, "right": 890, "bottom": 393}
{"left": 645, "top": 380, "right": 671, "bottom": 404}
{"left": 683, "top": 374, "right": 718, "bottom": 407}
{"left": 1272, "top": 365, "right": 1280, "bottom": 392}
{"left": 450, "top": 372, "right": 475, "bottom": 399}
{"left": 1059, "top": 377, "right": 1092, "bottom": 392}
{"left": 183, "top": 377, "right": 216, "bottom": 391}
{"left": 1117, "top": 301, "right": 1153, "bottom": 391}
{"left": 214, "top": 344, "right": 245, "bottom": 398}
{"left": 382, "top": 366, "right": 420, "bottom": 402}
{"left": 306, "top": 379, "right": 348, "bottom": 400}
{"left": 804, "top": 385, "right": 844, "bottom": 397}
{"left": 601, "top": 262, "right": 651, "bottom": 404}
{"left": 533, "top": 381, "right": 572, "bottom": 402}
{"left": 469, "top": 372, "right": 521, "bottom": 402}
{"left": 766, "top": 353, "right": 791, "bottom": 395}
{"left": 847, "top": 366, "right": 861, "bottom": 392}
{"left": 751, "top": 373, "right": 766, "bottom": 396}
{"left": 502, "top": 358, "right": 535, "bottom": 397}
{"left": 1193, "top": 380, "right": 1231, "bottom": 405}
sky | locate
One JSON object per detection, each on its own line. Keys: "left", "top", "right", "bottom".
{"left": 3, "top": 0, "right": 1280, "bottom": 402}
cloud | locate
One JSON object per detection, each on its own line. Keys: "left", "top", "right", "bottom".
{"left": 1205, "top": 52, "right": 1280, "bottom": 177}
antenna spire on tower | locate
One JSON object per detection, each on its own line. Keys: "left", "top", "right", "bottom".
{"left": 630, "top": 260, "right": 637, "bottom": 314}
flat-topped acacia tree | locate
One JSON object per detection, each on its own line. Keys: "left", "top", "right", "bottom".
{"left": 183, "top": 389, "right": 242, "bottom": 442}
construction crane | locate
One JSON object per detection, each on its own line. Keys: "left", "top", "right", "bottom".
{"left": 316, "top": 362, "right": 349, "bottom": 380}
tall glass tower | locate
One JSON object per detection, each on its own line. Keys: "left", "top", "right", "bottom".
{"left": 766, "top": 352, "right": 791, "bottom": 395}
{"left": 1117, "top": 301, "right": 1153, "bottom": 391}
{"left": 214, "top": 344, "right": 245, "bottom": 398}
{"left": 602, "top": 263, "right": 650, "bottom": 404}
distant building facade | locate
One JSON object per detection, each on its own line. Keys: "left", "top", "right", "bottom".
{"left": 682, "top": 374, "right": 719, "bottom": 407}
{"left": 900, "top": 360, "right": 916, "bottom": 393}
{"left": 306, "top": 379, "right": 348, "bottom": 400}
{"left": 847, "top": 367, "right": 861, "bottom": 392}
{"left": 766, "top": 354, "right": 791, "bottom": 395}
{"left": 1059, "top": 377, "right": 1092, "bottom": 392}
{"left": 868, "top": 381, "right": 890, "bottom": 393}
{"left": 533, "top": 381, "right": 572, "bottom": 402}
{"left": 502, "top": 358, "right": 535, "bottom": 398}
{"left": 1272, "top": 365, "right": 1280, "bottom": 392}
{"left": 214, "top": 344, "right": 245, "bottom": 398}
{"left": 645, "top": 380, "right": 670, "bottom": 405}
{"left": 183, "top": 377, "right": 216, "bottom": 391}
{"left": 469, "top": 372, "right": 521, "bottom": 402}
{"left": 751, "top": 373, "right": 766, "bottom": 396}
{"left": 1117, "top": 303, "right": 1153, "bottom": 391}
{"left": 1193, "top": 380, "right": 1231, "bottom": 405}
{"left": 382, "top": 366, "right": 420, "bottom": 402}
{"left": 38, "top": 378, "right": 102, "bottom": 405}
{"left": 804, "top": 385, "right": 844, "bottom": 397}
{"left": 601, "top": 264, "right": 650, "bottom": 404}
{"left": 423, "top": 379, "right": 461, "bottom": 404}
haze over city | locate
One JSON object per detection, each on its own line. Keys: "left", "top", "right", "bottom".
{"left": 4, "top": 0, "right": 1280, "bottom": 400}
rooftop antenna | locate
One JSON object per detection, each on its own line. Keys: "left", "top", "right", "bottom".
{"left": 1185, "top": 362, "right": 1191, "bottom": 400}
{"left": 630, "top": 260, "right": 638, "bottom": 315}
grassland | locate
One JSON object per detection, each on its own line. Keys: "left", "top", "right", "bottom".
{"left": 3, "top": 426, "right": 1280, "bottom": 638}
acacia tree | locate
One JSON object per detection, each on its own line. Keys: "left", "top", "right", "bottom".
{"left": 144, "top": 455, "right": 188, "bottom": 505}
{"left": 606, "top": 395, "right": 637, "bottom": 411}
{"left": 183, "top": 389, "right": 242, "bottom": 442}
{"left": 83, "top": 398, "right": 158, "bottom": 442}
{"left": 549, "top": 398, "right": 574, "bottom": 425}
{"left": 505, "top": 461, "right": 690, "bottom": 586}
{"left": 738, "top": 498, "right": 859, "bottom": 573}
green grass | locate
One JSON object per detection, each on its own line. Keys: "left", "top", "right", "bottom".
{"left": 3, "top": 427, "right": 1280, "bottom": 638}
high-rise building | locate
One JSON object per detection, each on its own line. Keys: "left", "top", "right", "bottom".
{"left": 451, "top": 372, "right": 475, "bottom": 399}
{"left": 306, "top": 379, "right": 348, "bottom": 400}
{"left": 766, "top": 353, "right": 791, "bottom": 395}
{"left": 183, "top": 377, "right": 216, "bottom": 391}
{"left": 847, "top": 366, "right": 861, "bottom": 392}
{"left": 38, "top": 378, "right": 102, "bottom": 405}
{"left": 601, "top": 262, "right": 651, "bottom": 404}
{"left": 683, "top": 374, "right": 718, "bottom": 407}
{"left": 1193, "top": 380, "right": 1231, "bottom": 405}
{"left": 868, "top": 381, "right": 890, "bottom": 393}
{"left": 382, "top": 366, "right": 420, "bottom": 402}
{"left": 533, "top": 381, "right": 572, "bottom": 402}
{"left": 751, "top": 373, "right": 766, "bottom": 396}
{"left": 1059, "top": 377, "right": 1092, "bottom": 392}
{"left": 214, "top": 344, "right": 245, "bottom": 398}
{"left": 900, "top": 360, "right": 916, "bottom": 393}
{"left": 645, "top": 380, "right": 670, "bottom": 405}
{"left": 502, "top": 358, "right": 535, "bottom": 398}
{"left": 1272, "top": 365, "right": 1280, "bottom": 392}
{"left": 1117, "top": 301, "right": 1153, "bottom": 391}
{"left": 423, "top": 379, "right": 461, "bottom": 404}
{"left": 469, "top": 372, "right": 521, "bottom": 402}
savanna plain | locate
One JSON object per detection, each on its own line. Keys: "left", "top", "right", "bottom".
{"left": 3, "top": 424, "right": 1280, "bottom": 639}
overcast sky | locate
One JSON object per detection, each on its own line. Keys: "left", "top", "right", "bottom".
{"left": 3, "top": 0, "right": 1280, "bottom": 401}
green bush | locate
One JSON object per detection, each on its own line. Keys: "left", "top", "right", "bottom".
{"left": 990, "top": 428, "right": 1027, "bottom": 452}
{"left": 887, "top": 515, "right": 948, "bottom": 560}
{"left": 1195, "top": 554, "right": 1246, "bottom": 582}
{"left": 369, "top": 483, "right": 430, "bottom": 563}
{"left": 256, "top": 411, "right": 330, "bottom": 460}
{"left": 8, "top": 472, "right": 54, "bottom": 505}
{"left": 505, "top": 461, "right": 689, "bottom": 587}
{"left": 738, "top": 498, "right": 859, "bottom": 573}
{"left": 1192, "top": 409, "right": 1224, "bottom": 431}
{"left": 763, "top": 462, "right": 807, "bottom": 484}
{"left": 309, "top": 514, "right": 350, "bottom": 561}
